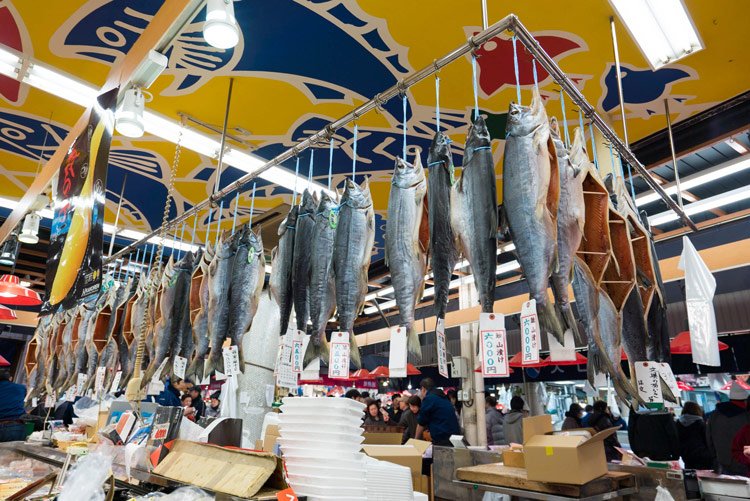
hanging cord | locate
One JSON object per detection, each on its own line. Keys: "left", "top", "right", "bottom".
{"left": 532, "top": 58, "right": 539, "bottom": 93}
{"left": 609, "top": 142, "right": 624, "bottom": 179}
{"left": 190, "top": 213, "right": 198, "bottom": 246}
{"left": 293, "top": 155, "right": 300, "bottom": 204}
{"left": 328, "top": 136, "right": 334, "bottom": 191}
{"left": 435, "top": 74, "right": 441, "bottom": 131}
{"left": 471, "top": 54, "right": 480, "bottom": 121}
{"left": 589, "top": 123, "right": 599, "bottom": 170}
{"left": 402, "top": 93, "right": 408, "bottom": 159}
{"left": 623, "top": 156, "right": 637, "bottom": 201}
{"left": 351, "top": 124, "right": 358, "bottom": 180}
{"left": 578, "top": 109, "right": 585, "bottom": 139}
{"left": 249, "top": 182, "right": 257, "bottom": 226}
{"left": 146, "top": 243, "right": 155, "bottom": 276}
{"left": 205, "top": 208, "right": 213, "bottom": 247}
{"left": 308, "top": 148, "right": 315, "bottom": 185}
{"left": 231, "top": 191, "right": 239, "bottom": 235}
{"left": 176, "top": 222, "right": 186, "bottom": 260}
{"left": 560, "top": 90, "right": 570, "bottom": 148}
{"left": 512, "top": 35, "right": 521, "bottom": 105}
{"left": 214, "top": 200, "right": 224, "bottom": 247}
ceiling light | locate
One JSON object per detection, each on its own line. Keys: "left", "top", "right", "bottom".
{"left": 0, "top": 45, "right": 20, "bottom": 79}
{"left": 0, "top": 305, "right": 17, "bottom": 321}
{"left": 636, "top": 156, "right": 750, "bottom": 207}
{"left": 649, "top": 184, "right": 750, "bottom": 226}
{"left": 130, "top": 50, "right": 168, "bottom": 89}
{"left": 609, "top": 0, "right": 703, "bottom": 69}
{"left": 726, "top": 138, "right": 748, "bottom": 155}
{"left": 204, "top": 0, "right": 240, "bottom": 49}
{"left": 0, "top": 234, "right": 19, "bottom": 267}
{"left": 23, "top": 61, "right": 97, "bottom": 107}
{"left": 18, "top": 212, "right": 41, "bottom": 244}
{"left": 0, "top": 274, "right": 42, "bottom": 306}
{"left": 115, "top": 87, "right": 146, "bottom": 138}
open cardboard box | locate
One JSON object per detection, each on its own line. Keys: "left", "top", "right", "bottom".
{"left": 362, "top": 443, "right": 425, "bottom": 491}
{"left": 262, "top": 424, "right": 280, "bottom": 453}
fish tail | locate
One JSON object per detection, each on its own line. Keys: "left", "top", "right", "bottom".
{"left": 186, "top": 356, "right": 204, "bottom": 381}
{"left": 559, "top": 303, "right": 583, "bottom": 346}
{"left": 349, "top": 331, "right": 362, "bottom": 369}
{"left": 407, "top": 325, "right": 421, "bottom": 362}
{"left": 303, "top": 331, "right": 325, "bottom": 368}
{"left": 537, "top": 298, "right": 565, "bottom": 345}
{"left": 203, "top": 352, "right": 225, "bottom": 379}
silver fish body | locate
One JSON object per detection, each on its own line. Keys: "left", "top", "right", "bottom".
{"left": 141, "top": 259, "right": 179, "bottom": 383}
{"left": 386, "top": 156, "right": 428, "bottom": 359}
{"left": 451, "top": 115, "right": 498, "bottom": 314}
{"left": 187, "top": 243, "right": 214, "bottom": 380}
{"left": 203, "top": 236, "right": 236, "bottom": 376}
{"left": 333, "top": 178, "right": 375, "bottom": 369}
{"left": 426, "top": 131, "right": 458, "bottom": 321}
{"left": 167, "top": 251, "right": 196, "bottom": 378}
{"left": 304, "top": 192, "right": 338, "bottom": 367}
{"left": 292, "top": 191, "right": 317, "bottom": 332}
{"left": 502, "top": 89, "right": 565, "bottom": 343}
{"left": 270, "top": 206, "right": 298, "bottom": 337}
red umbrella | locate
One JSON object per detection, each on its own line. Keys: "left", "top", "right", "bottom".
{"left": 545, "top": 352, "right": 588, "bottom": 366}
{"left": 0, "top": 355, "right": 9, "bottom": 367}
{"left": 0, "top": 275, "right": 41, "bottom": 306}
{"left": 670, "top": 331, "right": 729, "bottom": 354}
{"left": 721, "top": 380, "right": 750, "bottom": 391}
{"left": 406, "top": 363, "right": 421, "bottom": 376}
{"left": 351, "top": 369, "right": 375, "bottom": 380}
{"left": 508, "top": 351, "right": 548, "bottom": 368}
{"left": 370, "top": 366, "right": 389, "bottom": 378}
{"left": 0, "top": 305, "right": 16, "bottom": 321}
{"left": 677, "top": 381, "right": 694, "bottom": 391}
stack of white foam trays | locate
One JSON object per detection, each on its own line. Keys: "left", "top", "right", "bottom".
{"left": 278, "top": 396, "right": 413, "bottom": 500}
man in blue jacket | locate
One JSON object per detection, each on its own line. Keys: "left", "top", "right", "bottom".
{"left": 415, "top": 378, "right": 460, "bottom": 447}
{"left": 0, "top": 369, "right": 27, "bottom": 442}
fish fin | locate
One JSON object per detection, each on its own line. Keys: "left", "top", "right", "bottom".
{"left": 186, "top": 356, "right": 205, "bottom": 383}
{"left": 538, "top": 299, "right": 566, "bottom": 345}
{"left": 203, "top": 352, "right": 225, "bottom": 380}
{"left": 559, "top": 303, "right": 583, "bottom": 346}
{"left": 349, "top": 331, "right": 362, "bottom": 369}
{"left": 497, "top": 205, "right": 511, "bottom": 243}
{"left": 407, "top": 325, "right": 421, "bottom": 362}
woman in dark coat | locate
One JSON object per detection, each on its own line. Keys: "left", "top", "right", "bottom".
{"left": 562, "top": 403, "right": 584, "bottom": 430}
{"left": 676, "top": 401, "right": 715, "bottom": 469}
{"left": 588, "top": 400, "right": 622, "bottom": 461}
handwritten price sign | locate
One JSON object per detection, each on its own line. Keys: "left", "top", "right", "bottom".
{"left": 436, "top": 318, "right": 449, "bottom": 379}
{"left": 328, "top": 332, "right": 351, "bottom": 379}
{"left": 480, "top": 313, "right": 509, "bottom": 377}
{"left": 520, "top": 300, "right": 540, "bottom": 364}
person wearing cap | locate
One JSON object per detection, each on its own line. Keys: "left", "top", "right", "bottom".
{"left": 707, "top": 381, "right": 750, "bottom": 474}
{"left": 205, "top": 392, "right": 221, "bottom": 418}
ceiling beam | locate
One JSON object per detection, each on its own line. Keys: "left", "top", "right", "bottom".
{"left": 0, "top": 0, "right": 204, "bottom": 244}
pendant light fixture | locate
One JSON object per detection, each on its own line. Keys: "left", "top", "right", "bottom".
{"left": 0, "top": 305, "right": 16, "bottom": 321}
{"left": 203, "top": 0, "right": 240, "bottom": 49}
{"left": 0, "top": 274, "right": 42, "bottom": 306}
{"left": 115, "top": 87, "right": 146, "bottom": 138}
{"left": 18, "top": 212, "right": 41, "bottom": 244}
{"left": 0, "top": 233, "right": 20, "bottom": 267}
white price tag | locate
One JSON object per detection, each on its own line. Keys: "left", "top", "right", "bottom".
{"left": 94, "top": 366, "right": 106, "bottom": 395}
{"left": 292, "top": 330, "right": 305, "bottom": 373}
{"left": 65, "top": 386, "right": 77, "bottom": 402}
{"left": 388, "top": 326, "right": 407, "bottom": 378}
{"left": 76, "top": 373, "right": 88, "bottom": 395}
{"left": 276, "top": 359, "right": 298, "bottom": 388}
{"left": 173, "top": 356, "right": 187, "bottom": 379}
{"left": 32, "top": 397, "right": 38, "bottom": 407}
{"left": 634, "top": 361, "right": 663, "bottom": 404}
{"left": 328, "top": 331, "right": 351, "bottom": 379}
{"left": 222, "top": 345, "right": 241, "bottom": 376}
{"left": 480, "top": 313, "right": 509, "bottom": 377}
{"left": 146, "top": 380, "right": 165, "bottom": 396}
{"left": 152, "top": 357, "right": 169, "bottom": 382}
{"left": 44, "top": 392, "right": 56, "bottom": 408}
{"left": 109, "top": 371, "right": 122, "bottom": 393}
{"left": 520, "top": 300, "right": 540, "bottom": 364}
{"left": 436, "top": 318, "right": 449, "bottom": 379}
{"left": 658, "top": 362, "right": 681, "bottom": 407}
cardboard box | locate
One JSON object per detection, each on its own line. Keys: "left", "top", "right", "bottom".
{"left": 502, "top": 449, "right": 525, "bottom": 468}
{"left": 363, "top": 431, "right": 403, "bottom": 445}
{"left": 262, "top": 424, "right": 280, "bottom": 453}
{"left": 153, "top": 440, "right": 287, "bottom": 498}
{"left": 405, "top": 438, "right": 432, "bottom": 456}
{"left": 522, "top": 414, "right": 553, "bottom": 444}
{"left": 524, "top": 427, "right": 619, "bottom": 485}
{"left": 362, "top": 444, "right": 424, "bottom": 491}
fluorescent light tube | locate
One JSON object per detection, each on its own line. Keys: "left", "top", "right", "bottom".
{"left": 0, "top": 46, "right": 20, "bottom": 79}
{"left": 24, "top": 62, "right": 98, "bottom": 108}
{"left": 636, "top": 156, "right": 750, "bottom": 207}
{"left": 726, "top": 138, "right": 748, "bottom": 155}
{"left": 610, "top": 0, "right": 703, "bottom": 69}
{"left": 649, "top": 184, "right": 750, "bottom": 226}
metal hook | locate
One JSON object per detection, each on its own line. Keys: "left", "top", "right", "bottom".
{"left": 324, "top": 124, "right": 335, "bottom": 141}
{"left": 397, "top": 79, "right": 407, "bottom": 98}
{"left": 433, "top": 59, "right": 441, "bottom": 75}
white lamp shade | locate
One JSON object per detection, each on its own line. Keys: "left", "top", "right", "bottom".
{"left": 204, "top": 0, "right": 240, "bottom": 49}
{"left": 116, "top": 87, "right": 145, "bottom": 138}
{"left": 18, "top": 213, "right": 41, "bottom": 244}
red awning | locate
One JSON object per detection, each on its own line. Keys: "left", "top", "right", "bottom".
{"left": 721, "top": 379, "right": 750, "bottom": 391}
{"left": 406, "top": 363, "right": 421, "bottom": 376}
{"left": 670, "top": 331, "right": 729, "bottom": 354}
{"left": 0, "top": 355, "right": 9, "bottom": 367}
{"left": 677, "top": 381, "right": 694, "bottom": 391}
{"left": 0, "top": 305, "right": 16, "bottom": 321}
{"left": 508, "top": 352, "right": 548, "bottom": 368}
{"left": 351, "top": 369, "right": 375, "bottom": 380}
{"left": 370, "top": 366, "right": 390, "bottom": 378}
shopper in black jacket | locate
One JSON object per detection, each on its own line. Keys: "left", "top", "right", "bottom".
{"left": 676, "top": 401, "right": 714, "bottom": 469}
{"left": 588, "top": 400, "right": 622, "bottom": 462}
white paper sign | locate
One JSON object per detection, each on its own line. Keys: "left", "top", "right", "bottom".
{"left": 94, "top": 366, "right": 106, "bottom": 395}
{"left": 292, "top": 330, "right": 305, "bottom": 373}
{"left": 173, "top": 356, "right": 187, "bottom": 379}
{"left": 436, "top": 318, "right": 449, "bottom": 379}
{"left": 76, "top": 373, "right": 88, "bottom": 395}
{"left": 480, "top": 313, "right": 509, "bottom": 377}
{"left": 65, "top": 386, "right": 77, "bottom": 402}
{"left": 109, "top": 371, "right": 123, "bottom": 394}
{"left": 276, "top": 359, "right": 298, "bottom": 388}
{"left": 222, "top": 346, "right": 241, "bottom": 376}
{"left": 547, "top": 330, "right": 576, "bottom": 362}
{"left": 520, "top": 300, "right": 541, "bottom": 364}
{"left": 328, "top": 331, "right": 351, "bottom": 379}
{"left": 634, "top": 361, "right": 663, "bottom": 404}
{"left": 388, "top": 326, "right": 407, "bottom": 378}
{"left": 146, "top": 380, "right": 165, "bottom": 396}
{"left": 31, "top": 397, "right": 38, "bottom": 407}
{"left": 658, "top": 363, "right": 681, "bottom": 407}
{"left": 44, "top": 392, "right": 56, "bottom": 408}
{"left": 152, "top": 357, "right": 169, "bottom": 382}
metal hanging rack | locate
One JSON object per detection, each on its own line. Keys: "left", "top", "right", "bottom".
{"left": 106, "top": 13, "right": 696, "bottom": 264}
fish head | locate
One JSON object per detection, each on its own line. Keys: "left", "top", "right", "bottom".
{"left": 427, "top": 131, "right": 452, "bottom": 170}
{"left": 392, "top": 156, "right": 425, "bottom": 190}
{"left": 279, "top": 206, "right": 299, "bottom": 236}
{"left": 316, "top": 191, "right": 338, "bottom": 215}
{"left": 300, "top": 189, "right": 318, "bottom": 215}
{"left": 342, "top": 177, "right": 373, "bottom": 209}
{"left": 549, "top": 117, "right": 562, "bottom": 140}
{"left": 507, "top": 88, "right": 547, "bottom": 137}
{"left": 248, "top": 228, "right": 264, "bottom": 255}
{"left": 466, "top": 115, "right": 491, "bottom": 149}
{"left": 568, "top": 127, "right": 590, "bottom": 178}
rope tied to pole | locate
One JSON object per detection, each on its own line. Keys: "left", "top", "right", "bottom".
{"left": 402, "top": 93, "right": 408, "bottom": 160}
{"left": 532, "top": 58, "right": 539, "bottom": 93}
{"left": 351, "top": 124, "right": 358, "bottom": 180}
{"left": 589, "top": 123, "right": 599, "bottom": 170}
{"left": 328, "top": 135, "right": 334, "bottom": 191}
{"left": 435, "top": 74, "right": 441, "bottom": 131}
{"left": 471, "top": 54, "right": 480, "bottom": 121}
{"left": 249, "top": 181, "right": 257, "bottom": 226}
{"left": 512, "top": 35, "right": 521, "bottom": 105}
{"left": 293, "top": 155, "right": 300, "bottom": 204}
{"left": 560, "top": 90, "right": 570, "bottom": 148}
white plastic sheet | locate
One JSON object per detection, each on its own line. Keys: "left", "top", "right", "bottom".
{"left": 677, "top": 236, "right": 720, "bottom": 366}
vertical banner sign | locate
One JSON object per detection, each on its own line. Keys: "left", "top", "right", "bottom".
{"left": 520, "top": 300, "right": 540, "bottom": 364}
{"left": 44, "top": 89, "right": 118, "bottom": 313}
{"left": 634, "top": 362, "right": 663, "bottom": 406}
{"left": 292, "top": 330, "right": 305, "bottom": 373}
{"left": 480, "top": 313, "right": 509, "bottom": 377}
{"left": 328, "top": 331, "right": 351, "bottom": 379}
{"left": 388, "top": 326, "right": 407, "bottom": 378}
{"left": 436, "top": 318, "right": 449, "bottom": 379}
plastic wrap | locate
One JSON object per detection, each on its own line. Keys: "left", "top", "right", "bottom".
{"left": 131, "top": 486, "right": 214, "bottom": 500}
{"left": 58, "top": 449, "right": 114, "bottom": 501}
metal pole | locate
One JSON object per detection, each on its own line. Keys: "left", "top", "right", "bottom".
{"left": 664, "top": 98, "right": 685, "bottom": 212}
{"left": 213, "top": 78, "right": 235, "bottom": 196}
{"left": 105, "top": 14, "right": 695, "bottom": 263}
{"left": 107, "top": 174, "right": 128, "bottom": 257}
{"left": 481, "top": 0, "right": 489, "bottom": 30}
{"left": 609, "top": 16, "right": 629, "bottom": 147}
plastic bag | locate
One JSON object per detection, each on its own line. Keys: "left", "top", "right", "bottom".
{"left": 58, "top": 449, "right": 113, "bottom": 501}
{"left": 655, "top": 485, "right": 676, "bottom": 501}
{"left": 72, "top": 395, "right": 114, "bottom": 427}
{"left": 131, "top": 487, "right": 214, "bottom": 500}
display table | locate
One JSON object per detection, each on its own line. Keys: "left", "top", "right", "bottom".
{"left": 455, "top": 464, "right": 637, "bottom": 501}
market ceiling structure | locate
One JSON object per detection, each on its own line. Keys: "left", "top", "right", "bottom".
{"left": 0, "top": 0, "right": 748, "bottom": 299}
